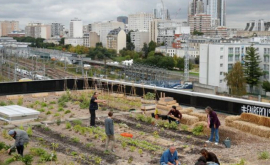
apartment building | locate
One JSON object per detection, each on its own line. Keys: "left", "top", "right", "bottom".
{"left": 131, "top": 31, "right": 149, "bottom": 52}
{"left": 25, "top": 23, "right": 51, "bottom": 39}
{"left": 188, "top": 14, "right": 211, "bottom": 34}
{"left": 91, "top": 21, "right": 125, "bottom": 47}
{"left": 64, "top": 38, "right": 83, "bottom": 47}
{"left": 128, "top": 13, "right": 154, "bottom": 32}
{"left": 0, "top": 21, "right": 19, "bottom": 37}
{"left": 51, "top": 23, "right": 64, "bottom": 37}
{"left": 107, "top": 28, "right": 126, "bottom": 53}
{"left": 199, "top": 42, "right": 270, "bottom": 92}
{"left": 83, "top": 32, "right": 100, "bottom": 48}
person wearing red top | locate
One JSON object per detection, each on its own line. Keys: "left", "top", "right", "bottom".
{"left": 167, "top": 106, "right": 182, "bottom": 124}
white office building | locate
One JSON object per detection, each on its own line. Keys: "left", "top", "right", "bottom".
{"left": 155, "top": 46, "right": 199, "bottom": 58}
{"left": 91, "top": 21, "right": 125, "bottom": 47}
{"left": 70, "top": 18, "right": 83, "bottom": 38}
{"left": 128, "top": 13, "right": 154, "bottom": 32}
{"left": 131, "top": 31, "right": 149, "bottom": 52}
{"left": 200, "top": 42, "right": 270, "bottom": 93}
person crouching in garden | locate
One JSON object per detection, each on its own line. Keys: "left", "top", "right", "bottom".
{"left": 168, "top": 106, "right": 182, "bottom": 124}
{"left": 105, "top": 112, "right": 115, "bottom": 152}
{"left": 7, "top": 129, "right": 29, "bottom": 156}
{"left": 205, "top": 106, "right": 220, "bottom": 145}
{"left": 200, "top": 149, "right": 220, "bottom": 165}
{"left": 160, "top": 145, "right": 181, "bottom": 165}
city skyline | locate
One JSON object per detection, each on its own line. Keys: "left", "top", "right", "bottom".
{"left": 0, "top": 0, "right": 269, "bottom": 29}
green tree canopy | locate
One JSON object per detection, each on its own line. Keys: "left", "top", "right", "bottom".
{"left": 192, "top": 30, "right": 204, "bottom": 36}
{"left": 224, "top": 62, "right": 247, "bottom": 96}
{"left": 262, "top": 81, "right": 270, "bottom": 93}
{"left": 244, "top": 45, "right": 264, "bottom": 92}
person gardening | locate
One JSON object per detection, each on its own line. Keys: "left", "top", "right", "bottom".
{"left": 105, "top": 111, "right": 115, "bottom": 152}
{"left": 205, "top": 106, "right": 220, "bottom": 145}
{"left": 7, "top": 129, "right": 29, "bottom": 156}
{"left": 160, "top": 145, "right": 181, "bottom": 165}
{"left": 89, "top": 92, "right": 106, "bottom": 127}
{"left": 200, "top": 149, "right": 220, "bottom": 165}
{"left": 167, "top": 106, "right": 182, "bottom": 124}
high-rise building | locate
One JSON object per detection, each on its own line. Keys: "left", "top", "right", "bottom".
{"left": 0, "top": 21, "right": 19, "bottom": 37}
{"left": 154, "top": 3, "right": 170, "bottom": 20}
{"left": 206, "top": 0, "right": 226, "bottom": 27}
{"left": 117, "top": 16, "right": 128, "bottom": 24}
{"left": 107, "top": 28, "right": 126, "bottom": 53}
{"left": 51, "top": 23, "right": 64, "bottom": 37}
{"left": 188, "top": 14, "right": 211, "bottom": 33}
{"left": 128, "top": 13, "right": 154, "bottom": 32}
{"left": 188, "top": 0, "right": 204, "bottom": 16}
{"left": 91, "top": 21, "right": 125, "bottom": 47}
{"left": 70, "top": 18, "right": 83, "bottom": 38}
{"left": 25, "top": 23, "right": 51, "bottom": 39}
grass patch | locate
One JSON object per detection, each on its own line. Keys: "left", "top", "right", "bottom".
{"left": 258, "top": 151, "right": 270, "bottom": 160}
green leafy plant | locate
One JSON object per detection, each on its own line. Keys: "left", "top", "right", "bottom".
{"left": 40, "top": 102, "right": 47, "bottom": 107}
{"left": 39, "top": 152, "right": 57, "bottom": 162}
{"left": 144, "top": 92, "right": 155, "bottom": 100}
{"left": 19, "top": 125, "right": 24, "bottom": 130}
{"left": 17, "top": 98, "right": 23, "bottom": 106}
{"left": 168, "top": 122, "right": 178, "bottom": 130}
{"left": 73, "top": 125, "right": 82, "bottom": 133}
{"left": 48, "top": 105, "right": 54, "bottom": 110}
{"left": 30, "top": 148, "right": 47, "bottom": 156}
{"left": 38, "top": 108, "right": 45, "bottom": 112}
{"left": 26, "top": 126, "right": 33, "bottom": 136}
{"left": 58, "top": 107, "right": 64, "bottom": 112}
{"left": 231, "top": 159, "right": 245, "bottom": 165}
{"left": 94, "top": 156, "right": 102, "bottom": 164}
{"left": 86, "top": 143, "right": 94, "bottom": 148}
{"left": 121, "top": 141, "right": 127, "bottom": 149}
{"left": 71, "top": 137, "right": 80, "bottom": 143}
{"left": 136, "top": 123, "right": 141, "bottom": 128}
{"left": 0, "top": 101, "right": 7, "bottom": 106}
{"left": 130, "top": 146, "right": 136, "bottom": 152}
{"left": 54, "top": 113, "right": 60, "bottom": 117}
{"left": 66, "top": 122, "right": 72, "bottom": 129}
{"left": 64, "top": 110, "right": 71, "bottom": 114}
{"left": 138, "top": 149, "right": 143, "bottom": 155}
{"left": 21, "top": 154, "right": 33, "bottom": 165}
{"left": 46, "top": 111, "right": 52, "bottom": 115}
{"left": 7, "top": 100, "right": 14, "bottom": 105}
{"left": 72, "top": 120, "right": 82, "bottom": 126}
{"left": 258, "top": 151, "right": 270, "bottom": 160}
{"left": 71, "top": 151, "right": 77, "bottom": 156}
{"left": 181, "top": 125, "right": 188, "bottom": 131}
{"left": 49, "top": 101, "right": 56, "bottom": 104}
{"left": 192, "top": 125, "right": 204, "bottom": 136}
{"left": 56, "top": 119, "right": 61, "bottom": 126}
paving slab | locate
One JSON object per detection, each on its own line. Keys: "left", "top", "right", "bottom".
{"left": 77, "top": 117, "right": 89, "bottom": 120}
{"left": 41, "top": 121, "right": 55, "bottom": 124}
{"left": 28, "top": 122, "right": 42, "bottom": 126}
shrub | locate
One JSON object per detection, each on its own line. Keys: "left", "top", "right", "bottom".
{"left": 54, "top": 113, "right": 60, "bottom": 117}
{"left": 64, "top": 110, "right": 71, "bottom": 114}
{"left": 130, "top": 146, "right": 136, "bottom": 152}
{"left": 232, "top": 159, "right": 245, "bottom": 165}
{"left": 79, "top": 100, "right": 89, "bottom": 109}
{"left": 0, "top": 101, "right": 6, "bottom": 106}
{"left": 71, "top": 151, "right": 77, "bottom": 156}
{"left": 40, "top": 152, "right": 57, "bottom": 162}
{"left": 48, "top": 105, "right": 54, "bottom": 110}
{"left": 30, "top": 148, "right": 47, "bottom": 156}
{"left": 19, "top": 125, "right": 24, "bottom": 130}
{"left": 86, "top": 143, "right": 94, "bottom": 148}
{"left": 17, "top": 98, "right": 23, "bottom": 106}
{"left": 58, "top": 101, "right": 67, "bottom": 108}
{"left": 46, "top": 111, "right": 52, "bottom": 115}
{"left": 7, "top": 100, "right": 14, "bottom": 105}
{"left": 138, "top": 149, "right": 143, "bottom": 155}
{"left": 66, "top": 122, "right": 71, "bottom": 129}
{"left": 136, "top": 123, "right": 141, "bottom": 128}
{"left": 192, "top": 125, "right": 204, "bottom": 136}
{"left": 144, "top": 92, "right": 155, "bottom": 100}
{"left": 258, "top": 151, "right": 270, "bottom": 160}
{"left": 56, "top": 119, "right": 61, "bottom": 126}
{"left": 181, "top": 125, "right": 189, "bottom": 131}
{"left": 73, "top": 125, "right": 82, "bottom": 133}
{"left": 168, "top": 122, "right": 178, "bottom": 130}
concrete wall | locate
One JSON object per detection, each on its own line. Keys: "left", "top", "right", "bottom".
{"left": 193, "top": 82, "right": 217, "bottom": 95}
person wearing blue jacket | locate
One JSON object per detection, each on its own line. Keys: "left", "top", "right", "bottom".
{"left": 160, "top": 145, "right": 181, "bottom": 165}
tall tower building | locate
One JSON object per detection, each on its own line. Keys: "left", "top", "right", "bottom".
{"left": 51, "top": 23, "right": 64, "bottom": 37}
{"left": 188, "top": 0, "right": 204, "bottom": 16}
{"left": 154, "top": 3, "right": 170, "bottom": 20}
{"left": 70, "top": 18, "right": 83, "bottom": 38}
{"left": 0, "top": 21, "right": 19, "bottom": 36}
{"left": 128, "top": 12, "right": 154, "bottom": 32}
{"left": 206, "top": 0, "right": 226, "bottom": 27}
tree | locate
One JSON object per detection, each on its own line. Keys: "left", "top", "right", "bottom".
{"left": 126, "top": 31, "right": 135, "bottom": 51}
{"left": 141, "top": 43, "right": 149, "bottom": 58}
{"left": 96, "top": 42, "right": 103, "bottom": 48}
{"left": 176, "top": 57, "right": 184, "bottom": 71}
{"left": 244, "top": 45, "right": 264, "bottom": 93}
{"left": 147, "top": 51, "right": 155, "bottom": 58}
{"left": 224, "top": 62, "right": 247, "bottom": 96}
{"left": 148, "top": 41, "right": 157, "bottom": 52}
{"left": 59, "top": 38, "right": 65, "bottom": 45}
{"left": 262, "top": 81, "right": 270, "bottom": 92}
{"left": 192, "top": 30, "right": 204, "bottom": 36}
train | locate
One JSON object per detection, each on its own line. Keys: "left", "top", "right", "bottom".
{"left": 15, "top": 68, "right": 51, "bottom": 80}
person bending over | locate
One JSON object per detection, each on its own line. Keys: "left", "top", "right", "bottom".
{"left": 168, "top": 106, "right": 182, "bottom": 124}
{"left": 200, "top": 149, "right": 220, "bottom": 165}
{"left": 7, "top": 129, "right": 29, "bottom": 156}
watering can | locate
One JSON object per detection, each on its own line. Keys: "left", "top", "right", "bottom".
{"left": 223, "top": 137, "right": 231, "bottom": 148}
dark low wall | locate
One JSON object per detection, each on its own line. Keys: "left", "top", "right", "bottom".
{"left": 1, "top": 79, "right": 270, "bottom": 117}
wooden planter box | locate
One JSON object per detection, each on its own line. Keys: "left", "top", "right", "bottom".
{"left": 126, "top": 96, "right": 141, "bottom": 101}
{"left": 110, "top": 93, "right": 125, "bottom": 98}
{"left": 141, "top": 99, "right": 156, "bottom": 104}
{"left": 141, "top": 104, "right": 156, "bottom": 111}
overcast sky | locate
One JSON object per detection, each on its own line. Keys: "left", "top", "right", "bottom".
{"left": 0, "top": 0, "right": 269, "bottom": 29}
